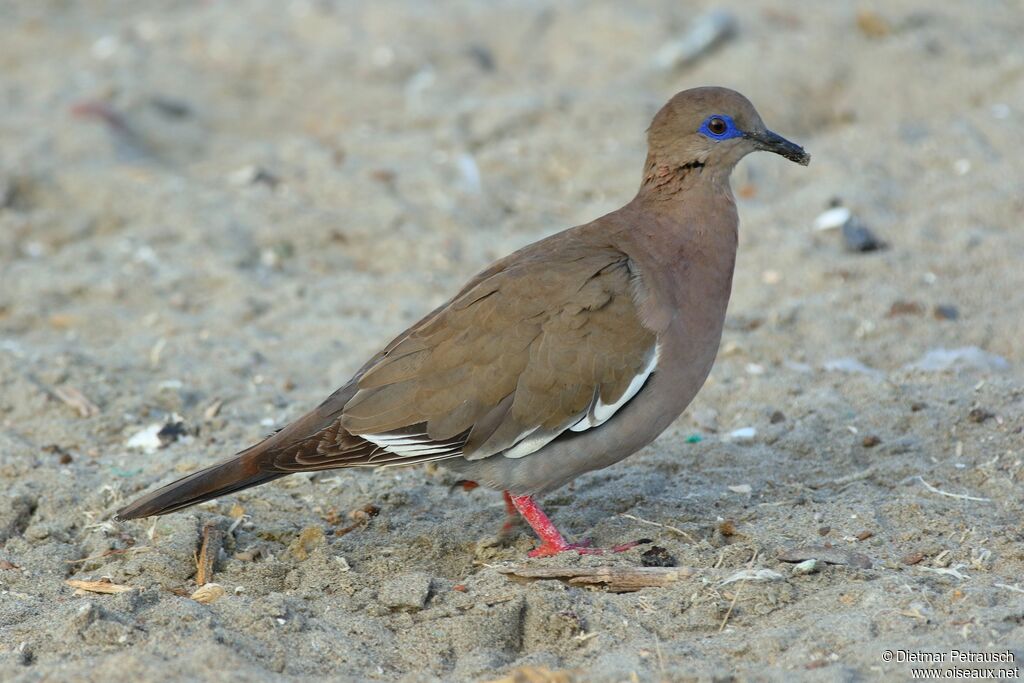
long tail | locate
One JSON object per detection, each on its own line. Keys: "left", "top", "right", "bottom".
{"left": 115, "top": 450, "right": 285, "bottom": 520}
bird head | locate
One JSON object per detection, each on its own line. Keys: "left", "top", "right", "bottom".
{"left": 647, "top": 87, "right": 810, "bottom": 174}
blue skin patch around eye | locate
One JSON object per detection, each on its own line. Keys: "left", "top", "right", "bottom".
{"left": 698, "top": 114, "right": 744, "bottom": 141}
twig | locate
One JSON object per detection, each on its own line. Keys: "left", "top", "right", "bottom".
{"left": 195, "top": 522, "right": 223, "bottom": 586}
{"left": 719, "top": 577, "right": 746, "bottom": 632}
{"left": 720, "top": 568, "right": 784, "bottom": 585}
{"left": 995, "top": 583, "right": 1024, "bottom": 594}
{"left": 808, "top": 467, "right": 876, "bottom": 491}
{"left": 66, "top": 578, "right": 137, "bottom": 594}
{"left": 919, "top": 565, "right": 970, "bottom": 580}
{"left": 619, "top": 513, "right": 698, "bottom": 544}
{"left": 499, "top": 565, "right": 696, "bottom": 592}
{"left": 917, "top": 476, "right": 991, "bottom": 503}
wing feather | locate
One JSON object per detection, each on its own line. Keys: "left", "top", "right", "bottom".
{"left": 258, "top": 239, "right": 657, "bottom": 473}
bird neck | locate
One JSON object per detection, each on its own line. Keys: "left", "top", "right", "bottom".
{"left": 636, "top": 152, "right": 733, "bottom": 202}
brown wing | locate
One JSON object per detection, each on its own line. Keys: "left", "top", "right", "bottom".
{"left": 259, "top": 239, "right": 657, "bottom": 473}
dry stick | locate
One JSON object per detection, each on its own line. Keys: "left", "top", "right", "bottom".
{"left": 195, "top": 522, "right": 223, "bottom": 586}
{"left": 718, "top": 577, "right": 746, "bottom": 632}
{"left": 917, "top": 476, "right": 991, "bottom": 503}
{"left": 619, "top": 513, "right": 698, "bottom": 544}
{"left": 501, "top": 566, "right": 696, "bottom": 592}
{"left": 66, "top": 579, "right": 136, "bottom": 594}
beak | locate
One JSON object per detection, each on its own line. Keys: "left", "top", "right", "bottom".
{"left": 745, "top": 129, "right": 810, "bottom": 166}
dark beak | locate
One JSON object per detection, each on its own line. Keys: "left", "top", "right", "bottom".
{"left": 746, "top": 129, "right": 810, "bottom": 166}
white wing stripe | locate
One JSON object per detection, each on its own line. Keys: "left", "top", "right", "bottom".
{"left": 502, "top": 430, "right": 560, "bottom": 459}
{"left": 569, "top": 345, "right": 659, "bottom": 433}
{"left": 362, "top": 432, "right": 463, "bottom": 459}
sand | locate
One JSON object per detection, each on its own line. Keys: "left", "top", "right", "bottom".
{"left": 1, "top": 1, "right": 1023, "bottom": 681}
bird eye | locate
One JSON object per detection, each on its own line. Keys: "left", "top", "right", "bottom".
{"left": 707, "top": 117, "right": 727, "bottom": 135}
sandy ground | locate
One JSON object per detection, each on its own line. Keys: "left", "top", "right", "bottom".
{"left": 1, "top": 1, "right": 1023, "bottom": 681}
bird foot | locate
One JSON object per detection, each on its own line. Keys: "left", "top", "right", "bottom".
{"left": 505, "top": 492, "right": 650, "bottom": 558}
{"left": 527, "top": 538, "right": 594, "bottom": 558}
{"left": 527, "top": 537, "right": 649, "bottom": 558}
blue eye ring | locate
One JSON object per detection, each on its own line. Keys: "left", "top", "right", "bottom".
{"left": 699, "top": 114, "right": 743, "bottom": 140}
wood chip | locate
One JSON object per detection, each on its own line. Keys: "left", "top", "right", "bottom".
{"left": 499, "top": 565, "right": 696, "bottom": 593}
{"left": 195, "top": 522, "right": 223, "bottom": 586}
{"left": 66, "top": 578, "right": 137, "bottom": 594}
{"left": 777, "top": 545, "right": 872, "bottom": 569}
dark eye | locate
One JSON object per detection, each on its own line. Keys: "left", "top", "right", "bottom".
{"left": 707, "top": 117, "right": 727, "bottom": 135}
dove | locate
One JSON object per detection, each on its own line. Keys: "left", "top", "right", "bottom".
{"left": 118, "top": 87, "right": 809, "bottom": 557}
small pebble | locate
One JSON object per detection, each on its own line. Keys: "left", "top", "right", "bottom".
{"left": 887, "top": 300, "right": 923, "bottom": 317}
{"left": 813, "top": 206, "right": 851, "bottom": 232}
{"left": 901, "top": 551, "right": 925, "bottom": 566}
{"left": 640, "top": 545, "right": 677, "bottom": 567}
{"left": 792, "top": 559, "right": 821, "bottom": 575}
{"left": 228, "top": 165, "right": 279, "bottom": 188}
{"left": 769, "top": 410, "right": 786, "bottom": 424}
{"left": 842, "top": 217, "right": 885, "bottom": 252}
{"left": 933, "top": 304, "right": 959, "bottom": 321}
{"left": 156, "top": 421, "right": 188, "bottom": 447}
{"left": 856, "top": 10, "right": 891, "bottom": 37}
{"left": 861, "top": 435, "right": 881, "bottom": 448}
{"left": 856, "top": 530, "right": 874, "bottom": 541}
{"left": 817, "top": 526, "right": 831, "bottom": 536}
{"left": 967, "top": 408, "right": 993, "bottom": 423}
{"left": 778, "top": 545, "right": 872, "bottom": 569}
{"left": 726, "top": 427, "right": 756, "bottom": 442}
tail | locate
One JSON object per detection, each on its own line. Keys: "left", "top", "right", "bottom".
{"left": 115, "top": 451, "right": 285, "bottom": 520}
{"left": 116, "top": 381, "right": 362, "bottom": 520}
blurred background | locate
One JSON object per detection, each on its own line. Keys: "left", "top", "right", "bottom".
{"left": 1, "top": 1, "right": 1022, "bottom": 681}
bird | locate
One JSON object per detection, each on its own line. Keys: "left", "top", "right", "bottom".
{"left": 117, "top": 87, "right": 809, "bottom": 557}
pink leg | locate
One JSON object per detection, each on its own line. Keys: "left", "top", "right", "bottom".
{"left": 508, "top": 493, "right": 592, "bottom": 557}
{"left": 508, "top": 493, "right": 646, "bottom": 558}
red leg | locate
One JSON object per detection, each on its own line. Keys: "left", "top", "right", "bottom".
{"left": 508, "top": 493, "right": 605, "bottom": 558}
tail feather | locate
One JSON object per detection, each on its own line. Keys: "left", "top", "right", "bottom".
{"left": 116, "top": 384, "right": 361, "bottom": 520}
{"left": 115, "top": 454, "right": 284, "bottom": 520}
